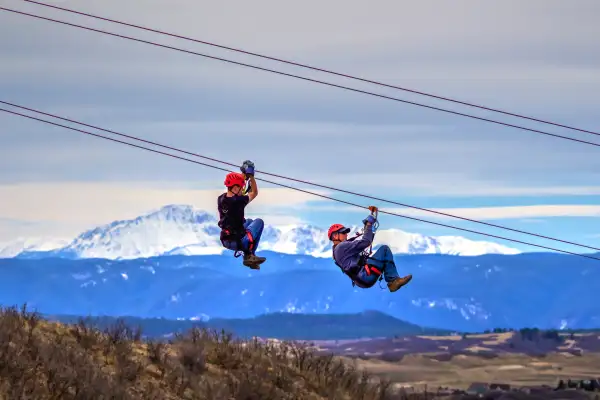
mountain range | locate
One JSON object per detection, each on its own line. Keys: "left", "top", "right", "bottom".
{"left": 46, "top": 310, "right": 453, "bottom": 340}
{"left": 1, "top": 204, "right": 599, "bottom": 333}
{"left": 1, "top": 249, "right": 599, "bottom": 332}
{"left": 0, "top": 204, "right": 520, "bottom": 259}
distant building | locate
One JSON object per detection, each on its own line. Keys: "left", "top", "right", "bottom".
{"left": 466, "top": 382, "right": 489, "bottom": 395}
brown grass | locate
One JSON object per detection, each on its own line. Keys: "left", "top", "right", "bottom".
{"left": 2, "top": 305, "right": 595, "bottom": 399}
{"left": 0, "top": 304, "right": 436, "bottom": 400}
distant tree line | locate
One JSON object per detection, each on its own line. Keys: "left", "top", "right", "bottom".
{"left": 460, "top": 327, "right": 565, "bottom": 342}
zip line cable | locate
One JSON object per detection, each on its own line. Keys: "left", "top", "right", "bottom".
{"left": 3, "top": 6, "right": 600, "bottom": 150}
{"left": 3, "top": 6, "right": 599, "bottom": 256}
{"left": 18, "top": 0, "right": 600, "bottom": 139}
{"left": 3, "top": 99, "right": 600, "bottom": 254}
{"left": 2, "top": 107, "right": 599, "bottom": 261}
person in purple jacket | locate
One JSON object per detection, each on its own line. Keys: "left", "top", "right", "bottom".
{"left": 328, "top": 207, "right": 412, "bottom": 292}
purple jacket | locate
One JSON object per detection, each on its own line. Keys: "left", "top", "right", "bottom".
{"left": 332, "top": 224, "right": 374, "bottom": 273}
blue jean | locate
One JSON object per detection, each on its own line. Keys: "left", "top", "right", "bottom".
{"left": 222, "top": 218, "right": 264, "bottom": 255}
{"left": 354, "top": 245, "right": 400, "bottom": 287}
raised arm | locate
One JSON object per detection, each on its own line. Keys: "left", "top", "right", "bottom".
{"left": 340, "top": 223, "right": 375, "bottom": 253}
{"left": 241, "top": 160, "right": 258, "bottom": 203}
{"left": 247, "top": 174, "right": 258, "bottom": 203}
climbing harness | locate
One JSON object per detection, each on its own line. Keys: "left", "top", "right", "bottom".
{"left": 220, "top": 227, "right": 255, "bottom": 258}
{"left": 362, "top": 207, "right": 386, "bottom": 289}
{"left": 332, "top": 206, "right": 385, "bottom": 289}
{"left": 242, "top": 179, "right": 251, "bottom": 195}
{"left": 361, "top": 206, "right": 379, "bottom": 259}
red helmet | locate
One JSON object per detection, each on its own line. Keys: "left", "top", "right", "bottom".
{"left": 224, "top": 172, "right": 246, "bottom": 188}
{"left": 328, "top": 223, "right": 351, "bottom": 240}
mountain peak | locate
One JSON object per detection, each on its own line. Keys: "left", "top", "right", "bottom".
{"left": 0, "top": 237, "right": 71, "bottom": 258}
{"left": 144, "top": 204, "right": 216, "bottom": 224}
{"left": 3, "top": 205, "right": 521, "bottom": 260}
{"left": 55, "top": 204, "right": 222, "bottom": 259}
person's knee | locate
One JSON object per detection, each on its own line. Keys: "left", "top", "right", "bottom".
{"left": 379, "top": 244, "right": 394, "bottom": 257}
{"left": 252, "top": 218, "right": 265, "bottom": 233}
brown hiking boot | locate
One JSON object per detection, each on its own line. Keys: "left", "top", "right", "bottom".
{"left": 243, "top": 254, "right": 266, "bottom": 270}
{"left": 387, "top": 274, "right": 413, "bottom": 292}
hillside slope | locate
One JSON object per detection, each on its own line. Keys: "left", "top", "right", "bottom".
{"left": 1, "top": 306, "right": 594, "bottom": 399}
{"left": 0, "top": 305, "right": 393, "bottom": 400}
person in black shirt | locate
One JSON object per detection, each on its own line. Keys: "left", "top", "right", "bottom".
{"left": 217, "top": 162, "right": 266, "bottom": 269}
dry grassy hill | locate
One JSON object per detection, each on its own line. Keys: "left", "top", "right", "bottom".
{"left": 0, "top": 305, "right": 407, "bottom": 400}
{"left": 1, "top": 305, "right": 598, "bottom": 399}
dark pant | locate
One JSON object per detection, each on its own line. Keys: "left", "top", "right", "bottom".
{"left": 221, "top": 218, "right": 264, "bottom": 255}
{"left": 353, "top": 245, "right": 400, "bottom": 287}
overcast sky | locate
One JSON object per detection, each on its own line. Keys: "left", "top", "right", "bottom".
{"left": 1, "top": 0, "right": 600, "bottom": 253}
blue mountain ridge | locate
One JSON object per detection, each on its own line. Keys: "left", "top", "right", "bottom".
{"left": 1, "top": 251, "right": 599, "bottom": 332}
{"left": 43, "top": 310, "right": 455, "bottom": 340}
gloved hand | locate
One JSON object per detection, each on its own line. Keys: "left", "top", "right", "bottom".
{"left": 362, "top": 215, "right": 377, "bottom": 225}
{"left": 240, "top": 160, "right": 255, "bottom": 176}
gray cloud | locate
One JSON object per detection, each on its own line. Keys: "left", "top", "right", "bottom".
{"left": 3, "top": 113, "right": 600, "bottom": 192}
{"left": 3, "top": 0, "right": 600, "bottom": 96}
{"left": 2, "top": 0, "right": 600, "bottom": 196}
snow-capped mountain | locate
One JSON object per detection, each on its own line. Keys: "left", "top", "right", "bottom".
{"left": 56, "top": 205, "right": 224, "bottom": 259}
{"left": 2, "top": 204, "right": 521, "bottom": 260}
{"left": 373, "top": 229, "right": 519, "bottom": 256}
{"left": 0, "top": 237, "right": 70, "bottom": 258}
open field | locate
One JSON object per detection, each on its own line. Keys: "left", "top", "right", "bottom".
{"left": 355, "top": 352, "right": 600, "bottom": 391}
{"left": 303, "top": 331, "right": 600, "bottom": 394}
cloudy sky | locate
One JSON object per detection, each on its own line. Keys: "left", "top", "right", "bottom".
{"left": 1, "top": 0, "right": 600, "bottom": 253}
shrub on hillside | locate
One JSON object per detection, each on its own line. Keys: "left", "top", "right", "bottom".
{"left": 0, "top": 304, "right": 410, "bottom": 399}
{"left": 0, "top": 305, "right": 580, "bottom": 399}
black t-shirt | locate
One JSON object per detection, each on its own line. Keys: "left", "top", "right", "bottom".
{"left": 217, "top": 193, "right": 250, "bottom": 232}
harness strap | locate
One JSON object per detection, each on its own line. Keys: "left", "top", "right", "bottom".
{"left": 333, "top": 252, "right": 382, "bottom": 288}
{"left": 365, "top": 206, "right": 379, "bottom": 256}
{"left": 245, "top": 230, "right": 255, "bottom": 252}
{"left": 242, "top": 176, "right": 251, "bottom": 195}
{"left": 364, "top": 264, "right": 382, "bottom": 276}
{"left": 221, "top": 228, "right": 247, "bottom": 257}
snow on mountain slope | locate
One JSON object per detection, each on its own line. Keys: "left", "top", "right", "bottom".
{"left": 166, "top": 244, "right": 224, "bottom": 256}
{"left": 258, "top": 224, "right": 333, "bottom": 257}
{"left": 0, "top": 237, "right": 70, "bottom": 258}
{"left": 8, "top": 204, "right": 521, "bottom": 259}
{"left": 374, "top": 229, "right": 520, "bottom": 256}
{"left": 58, "top": 205, "right": 223, "bottom": 259}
